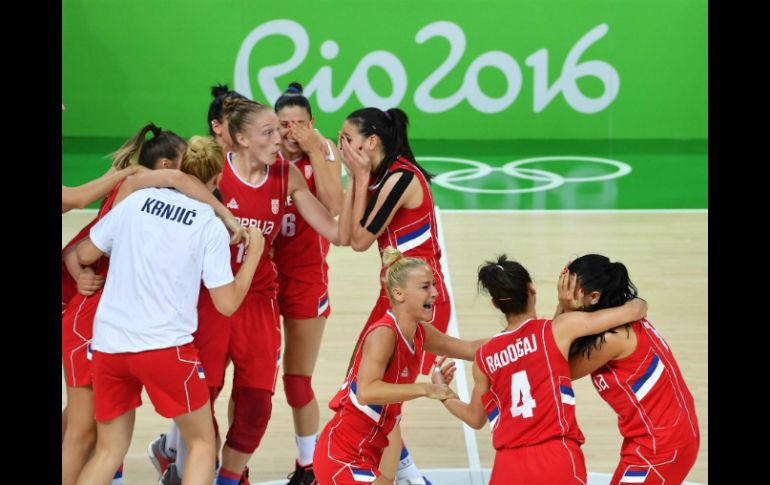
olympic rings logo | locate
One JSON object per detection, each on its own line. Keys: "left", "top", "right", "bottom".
{"left": 417, "top": 156, "right": 632, "bottom": 194}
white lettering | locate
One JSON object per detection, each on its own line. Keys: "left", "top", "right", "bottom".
{"left": 235, "top": 20, "right": 620, "bottom": 115}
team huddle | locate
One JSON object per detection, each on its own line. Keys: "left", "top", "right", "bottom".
{"left": 61, "top": 84, "right": 699, "bottom": 485}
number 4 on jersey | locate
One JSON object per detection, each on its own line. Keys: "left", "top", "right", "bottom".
{"left": 510, "top": 370, "right": 537, "bottom": 418}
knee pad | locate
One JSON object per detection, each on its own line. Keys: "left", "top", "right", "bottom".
{"left": 225, "top": 386, "right": 272, "bottom": 454}
{"left": 283, "top": 374, "right": 315, "bottom": 408}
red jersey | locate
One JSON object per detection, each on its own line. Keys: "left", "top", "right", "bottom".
{"left": 218, "top": 152, "right": 288, "bottom": 297}
{"left": 476, "top": 319, "right": 585, "bottom": 450}
{"left": 272, "top": 153, "right": 329, "bottom": 284}
{"left": 589, "top": 319, "right": 699, "bottom": 454}
{"left": 369, "top": 156, "right": 447, "bottom": 305}
{"left": 61, "top": 182, "right": 124, "bottom": 312}
{"left": 330, "top": 311, "right": 425, "bottom": 450}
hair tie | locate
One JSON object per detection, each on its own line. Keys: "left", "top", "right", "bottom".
{"left": 495, "top": 264, "right": 505, "bottom": 271}
{"left": 287, "top": 85, "right": 301, "bottom": 94}
{"left": 495, "top": 296, "right": 512, "bottom": 301}
{"left": 382, "top": 110, "right": 392, "bottom": 121}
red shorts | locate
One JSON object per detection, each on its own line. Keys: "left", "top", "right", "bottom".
{"left": 61, "top": 293, "right": 102, "bottom": 387}
{"left": 194, "top": 291, "right": 281, "bottom": 392}
{"left": 277, "top": 272, "right": 331, "bottom": 320}
{"left": 361, "top": 287, "right": 451, "bottom": 375}
{"left": 490, "top": 438, "right": 586, "bottom": 485}
{"left": 313, "top": 412, "right": 385, "bottom": 484}
{"left": 610, "top": 438, "right": 699, "bottom": 484}
{"left": 91, "top": 344, "right": 209, "bottom": 421}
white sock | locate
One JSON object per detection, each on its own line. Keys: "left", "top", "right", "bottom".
{"left": 296, "top": 433, "right": 319, "bottom": 466}
{"left": 397, "top": 445, "right": 421, "bottom": 479}
{"left": 165, "top": 423, "right": 180, "bottom": 457}
{"left": 175, "top": 429, "right": 189, "bottom": 477}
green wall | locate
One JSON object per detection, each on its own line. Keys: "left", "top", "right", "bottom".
{"left": 62, "top": 0, "right": 707, "bottom": 140}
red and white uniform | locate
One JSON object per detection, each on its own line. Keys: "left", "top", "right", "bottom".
{"left": 476, "top": 319, "right": 587, "bottom": 485}
{"left": 315, "top": 311, "right": 425, "bottom": 484}
{"left": 61, "top": 182, "right": 123, "bottom": 387}
{"left": 273, "top": 153, "right": 331, "bottom": 320}
{"left": 194, "top": 152, "right": 289, "bottom": 392}
{"left": 61, "top": 190, "right": 120, "bottom": 313}
{"left": 590, "top": 319, "right": 700, "bottom": 484}
{"left": 88, "top": 187, "right": 233, "bottom": 421}
{"left": 362, "top": 156, "right": 450, "bottom": 374}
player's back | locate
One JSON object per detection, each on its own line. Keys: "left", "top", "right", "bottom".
{"left": 590, "top": 318, "right": 699, "bottom": 453}
{"left": 476, "top": 318, "right": 585, "bottom": 450}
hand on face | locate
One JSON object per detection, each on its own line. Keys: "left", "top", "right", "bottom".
{"left": 557, "top": 270, "right": 584, "bottom": 311}
{"left": 288, "top": 122, "right": 324, "bottom": 156}
{"left": 338, "top": 134, "right": 371, "bottom": 178}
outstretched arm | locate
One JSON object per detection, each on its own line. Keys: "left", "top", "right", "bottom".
{"left": 355, "top": 327, "right": 457, "bottom": 406}
{"left": 435, "top": 360, "right": 489, "bottom": 430}
{"left": 290, "top": 163, "right": 342, "bottom": 245}
{"left": 113, "top": 169, "right": 247, "bottom": 245}
{"left": 422, "top": 322, "right": 488, "bottom": 361}
{"left": 62, "top": 165, "right": 139, "bottom": 213}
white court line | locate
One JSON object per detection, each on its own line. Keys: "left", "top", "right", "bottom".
{"left": 434, "top": 206, "right": 485, "bottom": 485}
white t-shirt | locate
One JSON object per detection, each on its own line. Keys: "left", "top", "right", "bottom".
{"left": 90, "top": 187, "right": 234, "bottom": 353}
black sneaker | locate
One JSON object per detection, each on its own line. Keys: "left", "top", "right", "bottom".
{"left": 286, "top": 460, "right": 315, "bottom": 485}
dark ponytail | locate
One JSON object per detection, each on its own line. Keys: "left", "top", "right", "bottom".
{"left": 207, "top": 83, "right": 248, "bottom": 136}
{"left": 568, "top": 254, "right": 640, "bottom": 359}
{"left": 110, "top": 123, "right": 186, "bottom": 170}
{"left": 477, "top": 255, "right": 532, "bottom": 316}
{"left": 346, "top": 107, "right": 432, "bottom": 184}
{"left": 274, "top": 82, "right": 313, "bottom": 117}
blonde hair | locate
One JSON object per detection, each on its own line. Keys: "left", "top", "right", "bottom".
{"left": 223, "top": 96, "right": 272, "bottom": 148}
{"left": 382, "top": 247, "right": 430, "bottom": 300}
{"left": 180, "top": 136, "right": 224, "bottom": 184}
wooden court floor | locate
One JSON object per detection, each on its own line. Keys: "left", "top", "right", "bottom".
{"left": 62, "top": 210, "right": 708, "bottom": 484}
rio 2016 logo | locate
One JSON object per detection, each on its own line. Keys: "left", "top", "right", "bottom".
{"left": 235, "top": 20, "right": 620, "bottom": 114}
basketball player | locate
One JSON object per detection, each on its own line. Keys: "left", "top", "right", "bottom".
{"left": 337, "top": 107, "right": 447, "bottom": 484}
{"left": 314, "top": 248, "right": 485, "bottom": 485}
{"left": 432, "top": 255, "right": 648, "bottom": 484}
{"left": 74, "top": 136, "right": 264, "bottom": 485}
{"left": 273, "top": 82, "right": 343, "bottom": 485}
{"left": 562, "top": 254, "right": 700, "bottom": 485}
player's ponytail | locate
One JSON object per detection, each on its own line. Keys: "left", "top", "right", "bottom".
{"left": 345, "top": 107, "right": 432, "bottom": 184}
{"left": 110, "top": 123, "right": 187, "bottom": 170}
{"left": 477, "top": 255, "right": 532, "bottom": 315}
{"left": 207, "top": 84, "right": 247, "bottom": 136}
{"left": 567, "top": 254, "right": 640, "bottom": 359}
